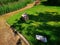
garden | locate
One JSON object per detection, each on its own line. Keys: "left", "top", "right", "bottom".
{"left": 0, "top": 0, "right": 60, "bottom": 45}
{"left": 7, "top": 0, "right": 60, "bottom": 45}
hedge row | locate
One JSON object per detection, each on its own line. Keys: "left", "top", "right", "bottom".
{"left": 0, "top": 0, "right": 34, "bottom": 15}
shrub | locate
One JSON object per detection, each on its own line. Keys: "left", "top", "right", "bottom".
{"left": 0, "top": 0, "right": 19, "bottom": 5}
{"left": 0, "top": 0, "right": 34, "bottom": 15}
{"left": 47, "top": 0, "right": 60, "bottom": 5}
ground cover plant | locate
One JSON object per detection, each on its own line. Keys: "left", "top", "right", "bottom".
{"left": 0, "top": 0, "right": 18, "bottom": 5}
{"left": 0, "top": 0, "right": 34, "bottom": 15}
{"left": 7, "top": 4, "right": 60, "bottom": 45}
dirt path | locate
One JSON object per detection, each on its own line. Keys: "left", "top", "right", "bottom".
{"left": 0, "top": 3, "right": 35, "bottom": 20}
{"left": 0, "top": 2, "right": 35, "bottom": 45}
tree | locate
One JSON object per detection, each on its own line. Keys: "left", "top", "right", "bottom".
{"left": 47, "top": 0, "right": 60, "bottom": 5}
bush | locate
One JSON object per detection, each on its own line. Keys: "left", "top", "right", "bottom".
{"left": 0, "top": 0, "right": 19, "bottom": 5}
{"left": 47, "top": 0, "right": 60, "bottom": 5}
{"left": 0, "top": 0, "right": 34, "bottom": 15}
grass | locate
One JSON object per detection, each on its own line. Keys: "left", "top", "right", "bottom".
{"left": 7, "top": 4, "right": 60, "bottom": 45}
{"left": 0, "top": 0, "right": 34, "bottom": 15}
{"left": 0, "top": 0, "right": 18, "bottom": 5}
{"left": 0, "top": 0, "right": 33, "bottom": 5}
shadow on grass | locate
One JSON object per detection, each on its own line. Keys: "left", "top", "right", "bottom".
{"left": 41, "top": 1, "right": 60, "bottom": 6}
{"left": 25, "top": 22, "right": 60, "bottom": 45}
{"left": 41, "top": 0, "right": 60, "bottom": 7}
{"left": 28, "top": 12, "right": 60, "bottom": 22}
{"left": 11, "top": 12, "right": 60, "bottom": 45}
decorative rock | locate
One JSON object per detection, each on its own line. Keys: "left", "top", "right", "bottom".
{"left": 36, "top": 35, "right": 47, "bottom": 43}
{"left": 21, "top": 13, "right": 29, "bottom": 21}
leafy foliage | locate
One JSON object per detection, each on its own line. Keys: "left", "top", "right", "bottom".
{"left": 7, "top": 5, "right": 60, "bottom": 45}
{"left": 47, "top": 0, "right": 60, "bottom": 6}
{"left": 0, "top": 0, "right": 34, "bottom": 15}
{"left": 0, "top": 0, "right": 19, "bottom": 5}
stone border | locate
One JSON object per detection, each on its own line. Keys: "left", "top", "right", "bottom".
{"left": 6, "top": 22, "right": 30, "bottom": 45}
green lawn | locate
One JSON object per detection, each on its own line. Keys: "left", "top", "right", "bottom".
{"left": 7, "top": 5, "right": 60, "bottom": 45}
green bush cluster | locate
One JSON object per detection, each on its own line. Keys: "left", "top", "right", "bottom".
{"left": 0, "top": 0, "right": 34, "bottom": 15}
{"left": 47, "top": 0, "right": 60, "bottom": 5}
{"left": 0, "top": 0, "right": 19, "bottom": 5}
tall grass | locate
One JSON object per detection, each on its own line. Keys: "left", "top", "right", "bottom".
{"left": 0, "top": 0, "right": 34, "bottom": 15}
{"left": 0, "top": 0, "right": 19, "bottom": 5}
